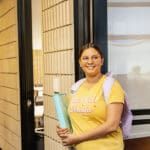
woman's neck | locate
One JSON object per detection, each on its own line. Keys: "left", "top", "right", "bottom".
{"left": 85, "top": 73, "right": 103, "bottom": 84}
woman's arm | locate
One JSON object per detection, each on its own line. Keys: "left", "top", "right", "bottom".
{"left": 77, "top": 103, "right": 123, "bottom": 140}
{"left": 62, "top": 103, "right": 123, "bottom": 146}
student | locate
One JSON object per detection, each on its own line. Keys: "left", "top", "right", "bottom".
{"left": 57, "top": 43, "right": 125, "bottom": 150}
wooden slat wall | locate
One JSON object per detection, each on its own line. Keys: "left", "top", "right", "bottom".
{"left": 0, "top": 0, "right": 21, "bottom": 150}
{"left": 41, "top": 0, "right": 74, "bottom": 149}
{"left": 33, "top": 50, "right": 44, "bottom": 85}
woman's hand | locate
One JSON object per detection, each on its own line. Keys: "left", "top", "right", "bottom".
{"left": 56, "top": 125, "right": 80, "bottom": 146}
{"left": 56, "top": 125, "right": 70, "bottom": 139}
{"left": 61, "top": 133, "right": 79, "bottom": 146}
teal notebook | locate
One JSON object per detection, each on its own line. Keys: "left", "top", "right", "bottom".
{"left": 52, "top": 93, "right": 72, "bottom": 130}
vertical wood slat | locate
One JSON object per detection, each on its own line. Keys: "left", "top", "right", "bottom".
{"left": 42, "top": 0, "right": 74, "bottom": 149}
{"left": 0, "top": 42, "right": 17, "bottom": 59}
{"left": 0, "top": 8, "right": 16, "bottom": 31}
{"left": 0, "top": 74, "right": 18, "bottom": 89}
{"left": 0, "top": 58, "right": 17, "bottom": 73}
{"left": 0, "top": 26, "right": 17, "bottom": 45}
{"left": 33, "top": 50, "right": 44, "bottom": 85}
{"left": 0, "top": 0, "right": 15, "bottom": 17}
{"left": 0, "top": 0, "right": 21, "bottom": 149}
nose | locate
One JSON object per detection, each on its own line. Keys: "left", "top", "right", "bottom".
{"left": 87, "top": 57, "right": 93, "bottom": 63}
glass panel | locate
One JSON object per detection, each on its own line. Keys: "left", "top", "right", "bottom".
{"left": 108, "top": 0, "right": 150, "bottom": 2}
{"left": 107, "top": 1, "right": 150, "bottom": 138}
{"left": 32, "top": 0, "right": 44, "bottom": 149}
{"left": 107, "top": 5, "right": 150, "bottom": 110}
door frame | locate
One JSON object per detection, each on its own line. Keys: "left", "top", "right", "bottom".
{"left": 73, "top": 0, "right": 91, "bottom": 80}
{"left": 17, "top": 0, "right": 35, "bottom": 149}
{"left": 93, "top": 0, "right": 108, "bottom": 73}
{"left": 74, "top": 0, "right": 108, "bottom": 81}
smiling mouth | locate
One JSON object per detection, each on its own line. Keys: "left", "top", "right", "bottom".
{"left": 86, "top": 66, "right": 95, "bottom": 70}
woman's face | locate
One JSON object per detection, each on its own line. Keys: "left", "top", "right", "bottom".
{"left": 79, "top": 48, "right": 104, "bottom": 77}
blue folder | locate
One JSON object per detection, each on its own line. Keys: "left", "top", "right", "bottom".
{"left": 52, "top": 93, "right": 72, "bottom": 130}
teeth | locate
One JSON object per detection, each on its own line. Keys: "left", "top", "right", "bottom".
{"left": 87, "top": 66, "right": 94, "bottom": 70}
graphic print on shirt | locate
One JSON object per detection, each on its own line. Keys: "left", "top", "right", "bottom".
{"left": 69, "top": 95, "right": 98, "bottom": 113}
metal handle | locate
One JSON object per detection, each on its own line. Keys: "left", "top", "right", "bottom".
{"left": 27, "top": 99, "right": 32, "bottom": 108}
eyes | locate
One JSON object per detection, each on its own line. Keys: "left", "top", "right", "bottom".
{"left": 81, "top": 55, "right": 100, "bottom": 62}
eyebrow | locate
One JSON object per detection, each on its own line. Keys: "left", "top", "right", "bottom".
{"left": 82, "top": 55, "right": 100, "bottom": 57}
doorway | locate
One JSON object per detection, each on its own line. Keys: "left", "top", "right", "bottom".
{"left": 17, "top": 0, "right": 35, "bottom": 149}
{"left": 17, "top": 0, "right": 44, "bottom": 150}
{"left": 32, "top": 0, "right": 44, "bottom": 149}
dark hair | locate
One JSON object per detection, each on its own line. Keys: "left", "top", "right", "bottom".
{"left": 79, "top": 43, "right": 104, "bottom": 59}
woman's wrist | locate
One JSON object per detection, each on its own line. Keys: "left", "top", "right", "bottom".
{"left": 75, "top": 134, "right": 86, "bottom": 144}
{"left": 71, "top": 134, "right": 84, "bottom": 145}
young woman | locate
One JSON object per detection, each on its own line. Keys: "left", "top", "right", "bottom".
{"left": 57, "top": 43, "right": 124, "bottom": 150}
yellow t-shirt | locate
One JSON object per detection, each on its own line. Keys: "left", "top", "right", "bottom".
{"left": 68, "top": 75, "right": 124, "bottom": 150}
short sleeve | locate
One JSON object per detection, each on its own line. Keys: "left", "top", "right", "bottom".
{"left": 62, "top": 93, "right": 71, "bottom": 108}
{"left": 108, "top": 80, "right": 125, "bottom": 104}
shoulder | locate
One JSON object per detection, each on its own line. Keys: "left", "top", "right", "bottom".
{"left": 70, "top": 78, "right": 86, "bottom": 93}
{"left": 108, "top": 78, "right": 125, "bottom": 104}
{"left": 112, "top": 80, "right": 124, "bottom": 92}
{"left": 103, "top": 75, "right": 123, "bottom": 91}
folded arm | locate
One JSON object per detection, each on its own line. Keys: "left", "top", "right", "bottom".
{"left": 61, "top": 103, "right": 123, "bottom": 146}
